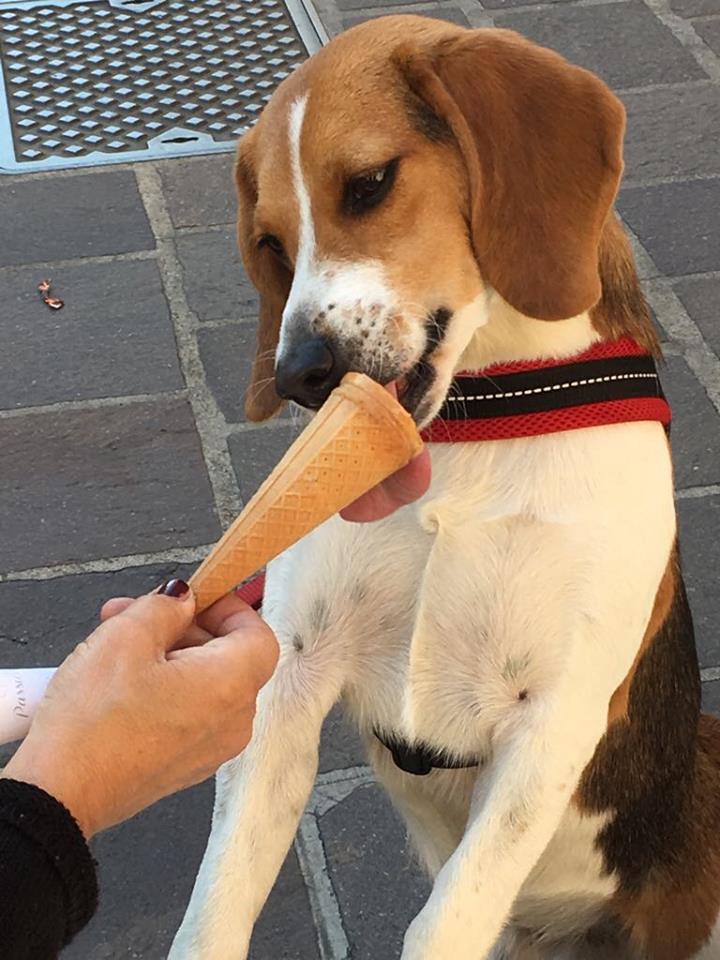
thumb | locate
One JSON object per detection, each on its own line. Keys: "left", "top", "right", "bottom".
{"left": 192, "top": 617, "right": 279, "bottom": 691}
{"left": 110, "top": 579, "right": 197, "bottom": 654}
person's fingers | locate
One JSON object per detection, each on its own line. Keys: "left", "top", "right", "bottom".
{"left": 197, "top": 591, "right": 264, "bottom": 638}
{"left": 340, "top": 446, "right": 431, "bottom": 522}
{"left": 100, "top": 597, "right": 134, "bottom": 621}
{"left": 103, "top": 581, "right": 197, "bottom": 655}
{"left": 101, "top": 595, "right": 212, "bottom": 648}
{"left": 197, "top": 620, "right": 279, "bottom": 689}
{"left": 172, "top": 623, "right": 214, "bottom": 650}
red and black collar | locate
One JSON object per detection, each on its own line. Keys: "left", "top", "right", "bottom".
{"left": 421, "top": 336, "right": 671, "bottom": 444}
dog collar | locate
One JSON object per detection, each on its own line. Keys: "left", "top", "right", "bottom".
{"left": 421, "top": 336, "right": 671, "bottom": 444}
{"left": 374, "top": 729, "right": 480, "bottom": 776}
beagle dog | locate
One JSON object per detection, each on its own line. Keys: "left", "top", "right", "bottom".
{"left": 170, "top": 16, "right": 720, "bottom": 960}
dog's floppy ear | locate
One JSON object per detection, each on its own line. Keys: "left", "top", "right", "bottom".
{"left": 235, "top": 133, "right": 292, "bottom": 421}
{"left": 397, "top": 29, "right": 626, "bottom": 321}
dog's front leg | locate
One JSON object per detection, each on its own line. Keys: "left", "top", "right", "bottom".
{"left": 169, "top": 623, "right": 346, "bottom": 960}
{"left": 401, "top": 656, "right": 611, "bottom": 960}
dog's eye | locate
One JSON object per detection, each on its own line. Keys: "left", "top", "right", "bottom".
{"left": 258, "top": 234, "right": 285, "bottom": 257}
{"left": 344, "top": 159, "right": 399, "bottom": 216}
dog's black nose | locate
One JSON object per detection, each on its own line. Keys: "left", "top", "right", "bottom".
{"left": 275, "top": 337, "right": 348, "bottom": 408}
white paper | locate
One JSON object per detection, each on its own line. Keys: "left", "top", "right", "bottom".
{"left": 0, "top": 668, "right": 56, "bottom": 746}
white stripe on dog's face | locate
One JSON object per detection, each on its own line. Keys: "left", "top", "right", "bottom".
{"left": 277, "top": 95, "right": 313, "bottom": 358}
{"left": 278, "top": 96, "right": 422, "bottom": 375}
{"left": 288, "top": 96, "right": 314, "bottom": 285}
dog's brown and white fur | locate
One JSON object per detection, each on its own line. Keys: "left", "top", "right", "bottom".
{"left": 169, "top": 17, "right": 720, "bottom": 960}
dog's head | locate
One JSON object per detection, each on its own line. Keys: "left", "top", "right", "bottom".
{"left": 237, "top": 16, "right": 625, "bottom": 426}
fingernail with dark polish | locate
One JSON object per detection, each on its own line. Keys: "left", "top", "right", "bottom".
{"left": 157, "top": 578, "right": 190, "bottom": 599}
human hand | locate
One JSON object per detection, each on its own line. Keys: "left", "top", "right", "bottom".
{"left": 2, "top": 582, "right": 278, "bottom": 839}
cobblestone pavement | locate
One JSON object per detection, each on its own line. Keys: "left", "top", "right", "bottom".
{"left": 1, "top": 0, "right": 719, "bottom": 957}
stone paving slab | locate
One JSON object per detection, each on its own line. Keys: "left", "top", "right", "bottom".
{"left": 229, "top": 424, "right": 300, "bottom": 502}
{"left": 320, "top": 707, "right": 366, "bottom": 774}
{"left": 198, "top": 323, "right": 265, "bottom": 423}
{"left": 678, "top": 496, "right": 720, "bottom": 669}
{"left": 320, "top": 784, "right": 431, "bottom": 960}
{"left": 661, "top": 355, "right": 720, "bottom": 488}
{"left": 696, "top": 18, "right": 720, "bottom": 55}
{"left": 704, "top": 680, "right": 720, "bottom": 715}
{"left": 622, "top": 82, "right": 720, "bottom": 182}
{"left": 176, "top": 228, "right": 258, "bottom": 323}
{"left": 0, "top": 400, "right": 219, "bottom": 571}
{"left": 159, "top": 155, "right": 237, "bottom": 231}
{"left": 673, "top": 275, "right": 720, "bottom": 357}
{"left": 0, "top": 260, "right": 183, "bottom": 409}
{"left": 66, "top": 779, "right": 319, "bottom": 960}
{"left": 0, "top": 171, "right": 154, "bottom": 268}
{"left": 0, "top": 563, "right": 195, "bottom": 674}
{"left": 65, "top": 780, "right": 216, "bottom": 960}
{"left": 619, "top": 178, "right": 720, "bottom": 276}
{"left": 493, "top": 1, "right": 706, "bottom": 89}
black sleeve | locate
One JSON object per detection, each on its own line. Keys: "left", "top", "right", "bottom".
{"left": 0, "top": 778, "right": 98, "bottom": 959}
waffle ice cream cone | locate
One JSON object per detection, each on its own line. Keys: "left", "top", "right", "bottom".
{"left": 190, "top": 373, "right": 423, "bottom": 612}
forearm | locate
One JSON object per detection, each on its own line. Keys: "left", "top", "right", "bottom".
{"left": 0, "top": 778, "right": 98, "bottom": 959}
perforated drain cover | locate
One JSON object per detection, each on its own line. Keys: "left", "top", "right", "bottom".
{"left": 0, "top": 0, "right": 325, "bottom": 172}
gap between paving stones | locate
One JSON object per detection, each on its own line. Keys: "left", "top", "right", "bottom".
{"left": 0, "top": 161, "right": 142, "bottom": 186}
{"left": 173, "top": 222, "right": 239, "bottom": 238}
{"left": 0, "top": 390, "right": 188, "bottom": 420}
{"left": 623, "top": 172, "right": 720, "bottom": 189}
{"left": 615, "top": 78, "right": 718, "bottom": 96}
{"left": 676, "top": 484, "right": 720, "bottom": 499}
{"left": 227, "top": 417, "right": 305, "bottom": 435}
{"left": 640, "top": 0, "right": 720, "bottom": 82}
{"left": 134, "top": 163, "right": 242, "bottom": 530}
{"left": 659, "top": 341, "right": 684, "bottom": 357}
{"left": 0, "top": 248, "right": 158, "bottom": 275}
{"left": 0, "top": 544, "right": 215, "bottom": 583}
{"left": 298, "top": 767, "right": 375, "bottom": 960}
{"left": 297, "top": 816, "right": 352, "bottom": 960}
{"left": 666, "top": 270, "right": 720, "bottom": 283}
{"left": 200, "top": 316, "right": 259, "bottom": 330}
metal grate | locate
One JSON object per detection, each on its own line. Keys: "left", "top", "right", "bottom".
{"left": 0, "top": 0, "right": 326, "bottom": 172}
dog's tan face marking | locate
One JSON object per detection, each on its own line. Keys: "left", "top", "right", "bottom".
{"left": 244, "top": 35, "right": 487, "bottom": 424}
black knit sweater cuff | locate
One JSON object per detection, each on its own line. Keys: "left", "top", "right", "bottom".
{"left": 0, "top": 778, "right": 99, "bottom": 944}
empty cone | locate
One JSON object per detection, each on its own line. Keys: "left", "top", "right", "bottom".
{"left": 189, "top": 373, "right": 423, "bottom": 612}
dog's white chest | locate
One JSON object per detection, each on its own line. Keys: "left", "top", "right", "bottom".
{"left": 263, "top": 421, "right": 673, "bottom": 762}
